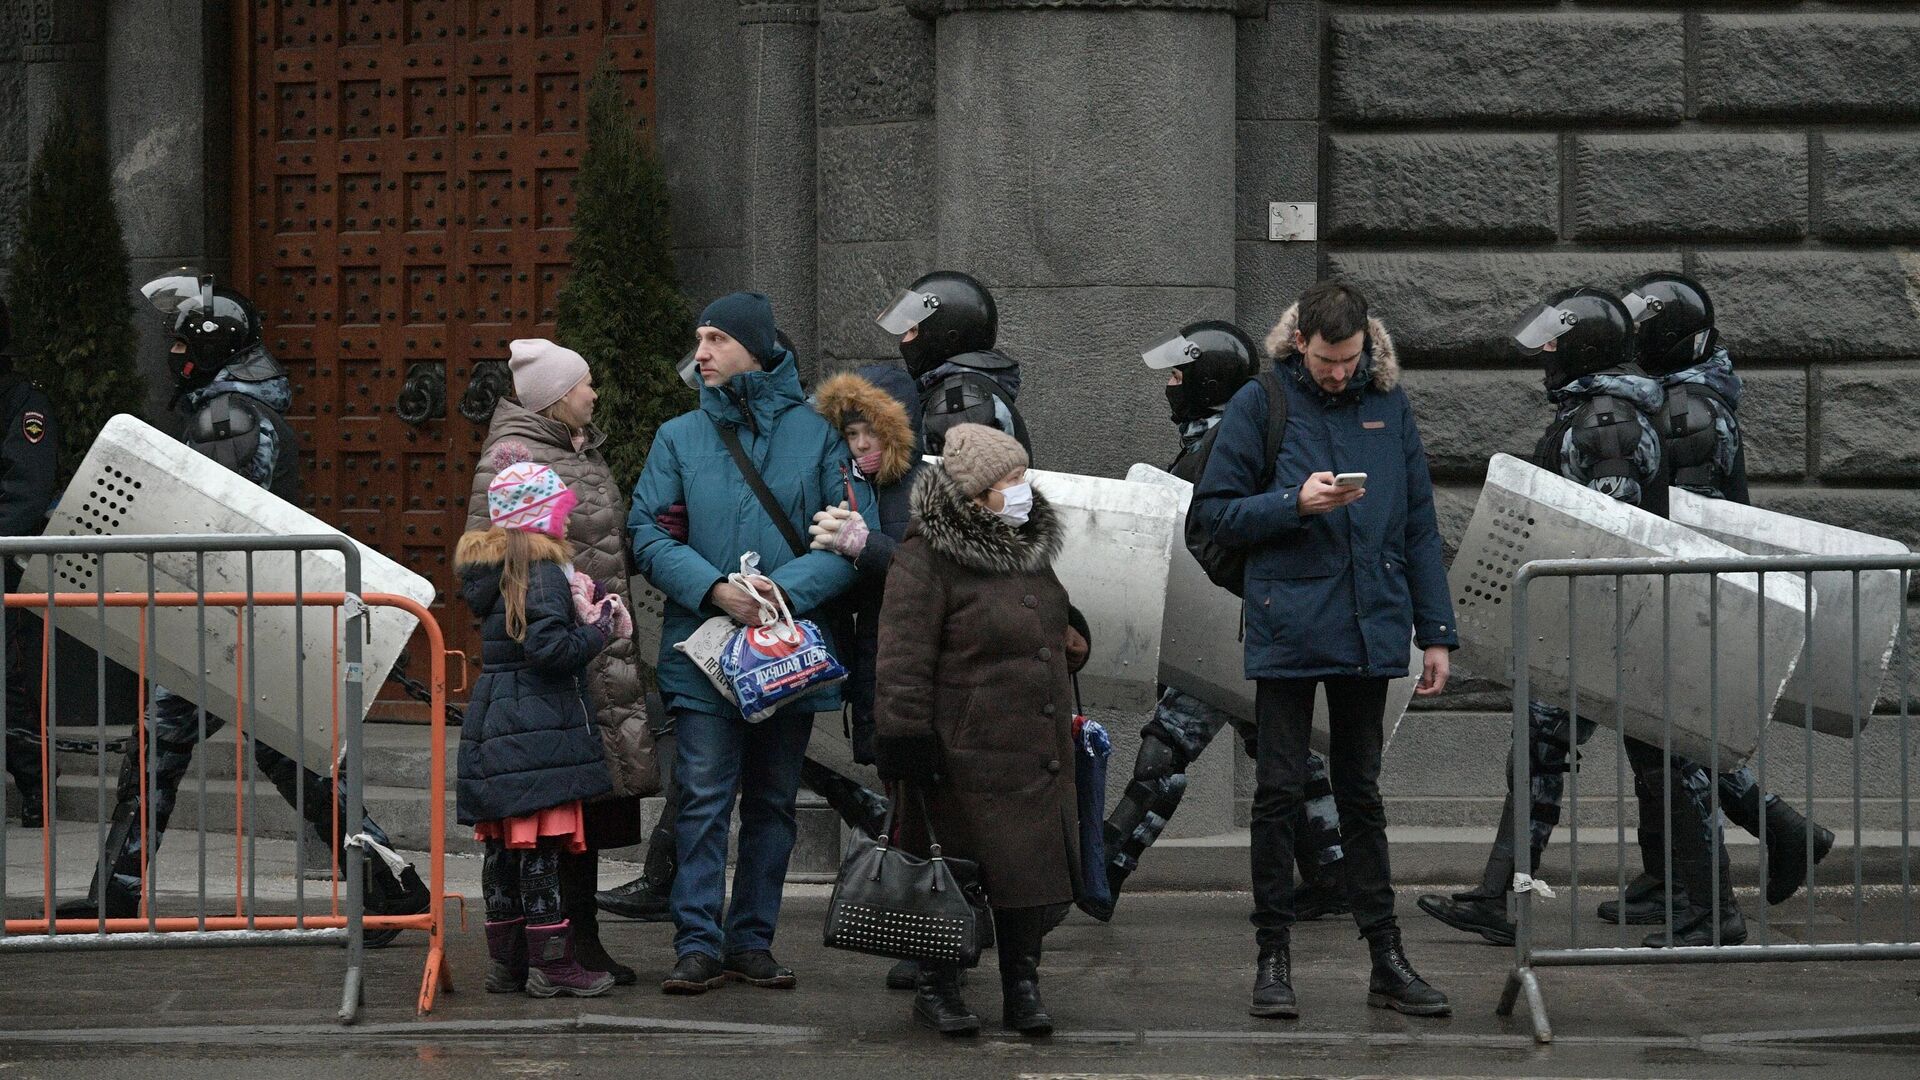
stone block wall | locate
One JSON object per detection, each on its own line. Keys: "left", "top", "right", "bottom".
{"left": 1299, "top": 3, "right": 1920, "bottom": 716}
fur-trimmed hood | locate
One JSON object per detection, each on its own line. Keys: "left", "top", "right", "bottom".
{"left": 1263, "top": 302, "right": 1401, "bottom": 393}
{"left": 813, "top": 368, "right": 918, "bottom": 486}
{"left": 453, "top": 525, "right": 573, "bottom": 570}
{"left": 909, "top": 466, "right": 1063, "bottom": 576}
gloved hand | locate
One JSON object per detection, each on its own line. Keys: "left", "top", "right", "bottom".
{"left": 808, "top": 503, "right": 855, "bottom": 549}
{"left": 602, "top": 593, "right": 634, "bottom": 640}
{"left": 873, "top": 733, "right": 944, "bottom": 785}
{"left": 827, "top": 513, "right": 869, "bottom": 559}
{"left": 591, "top": 602, "right": 618, "bottom": 641}
{"left": 569, "top": 569, "right": 601, "bottom": 627}
{"left": 656, "top": 503, "right": 689, "bottom": 543}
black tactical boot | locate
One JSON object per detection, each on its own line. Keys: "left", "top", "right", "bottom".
{"left": 1643, "top": 903, "right": 1748, "bottom": 948}
{"left": 57, "top": 804, "right": 143, "bottom": 920}
{"left": 800, "top": 756, "right": 890, "bottom": 839}
{"left": 1415, "top": 893, "right": 1514, "bottom": 946}
{"left": 364, "top": 860, "right": 433, "bottom": 949}
{"left": 1596, "top": 873, "right": 1689, "bottom": 925}
{"left": 1761, "top": 800, "right": 1836, "bottom": 906}
{"left": 1366, "top": 926, "right": 1451, "bottom": 1016}
{"left": 1248, "top": 938, "right": 1297, "bottom": 1019}
{"left": 913, "top": 965, "right": 980, "bottom": 1035}
{"left": 1294, "top": 859, "right": 1352, "bottom": 922}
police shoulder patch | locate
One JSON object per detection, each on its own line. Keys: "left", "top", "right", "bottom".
{"left": 22, "top": 411, "right": 45, "bottom": 444}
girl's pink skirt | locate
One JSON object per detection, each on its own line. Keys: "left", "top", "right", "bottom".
{"left": 474, "top": 800, "right": 588, "bottom": 854}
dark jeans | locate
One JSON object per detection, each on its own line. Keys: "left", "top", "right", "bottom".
{"left": 1251, "top": 676, "right": 1394, "bottom": 947}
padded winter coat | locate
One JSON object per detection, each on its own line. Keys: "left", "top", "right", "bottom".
{"left": 453, "top": 529, "right": 615, "bottom": 825}
{"left": 467, "top": 398, "right": 656, "bottom": 799}
{"left": 628, "top": 351, "right": 876, "bottom": 719}
{"left": 1193, "top": 304, "right": 1457, "bottom": 681}
{"left": 873, "top": 468, "right": 1079, "bottom": 909}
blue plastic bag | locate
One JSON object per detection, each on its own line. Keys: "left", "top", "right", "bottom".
{"left": 1073, "top": 698, "right": 1112, "bottom": 909}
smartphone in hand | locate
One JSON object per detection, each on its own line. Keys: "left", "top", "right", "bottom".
{"left": 1333, "top": 472, "right": 1368, "bottom": 489}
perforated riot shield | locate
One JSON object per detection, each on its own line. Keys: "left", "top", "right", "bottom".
{"left": 1671, "top": 488, "right": 1906, "bottom": 737}
{"left": 17, "top": 414, "right": 435, "bottom": 769}
{"left": 1450, "top": 454, "right": 1810, "bottom": 764}
{"left": 1127, "top": 464, "right": 1422, "bottom": 755}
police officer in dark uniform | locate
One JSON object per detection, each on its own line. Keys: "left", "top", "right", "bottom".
{"left": 0, "top": 297, "right": 58, "bottom": 828}
{"left": 1090, "top": 321, "right": 1350, "bottom": 923}
{"left": 875, "top": 271, "right": 1032, "bottom": 458}
{"left": 60, "top": 272, "right": 428, "bottom": 941}
{"left": 1597, "top": 273, "right": 1833, "bottom": 923}
{"left": 1419, "top": 286, "right": 1748, "bottom": 949}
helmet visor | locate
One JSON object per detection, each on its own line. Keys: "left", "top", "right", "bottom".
{"left": 1511, "top": 302, "right": 1579, "bottom": 354}
{"left": 874, "top": 289, "right": 941, "bottom": 335}
{"left": 1621, "top": 290, "right": 1662, "bottom": 325}
{"left": 1141, "top": 333, "right": 1202, "bottom": 371}
{"left": 676, "top": 348, "right": 703, "bottom": 391}
{"left": 141, "top": 270, "right": 211, "bottom": 316}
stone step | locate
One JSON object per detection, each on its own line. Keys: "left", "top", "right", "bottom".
{"left": 43, "top": 723, "right": 454, "bottom": 790}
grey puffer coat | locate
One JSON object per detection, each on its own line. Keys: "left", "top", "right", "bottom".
{"left": 467, "top": 398, "right": 656, "bottom": 799}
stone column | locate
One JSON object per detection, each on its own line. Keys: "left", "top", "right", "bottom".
{"left": 933, "top": 0, "right": 1240, "bottom": 479}
{"left": 22, "top": 1, "right": 107, "bottom": 154}
{"left": 737, "top": 1, "right": 820, "bottom": 368}
{"left": 933, "top": 0, "right": 1241, "bottom": 839}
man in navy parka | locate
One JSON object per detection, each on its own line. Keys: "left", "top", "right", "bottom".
{"left": 1193, "top": 280, "right": 1457, "bottom": 1020}
{"left": 629, "top": 291, "right": 876, "bottom": 994}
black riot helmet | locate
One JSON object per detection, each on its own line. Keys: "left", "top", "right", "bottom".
{"left": 142, "top": 270, "right": 263, "bottom": 389}
{"left": 877, "top": 270, "right": 998, "bottom": 379}
{"left": 1511, "top": 286, "right": 1637, "bottom": 393}
{"left": 1142, "top": 320, "right": 1258, "bottom": 425}
{"left": 1621, "top": 272, "right": 1716, "bottom": 377}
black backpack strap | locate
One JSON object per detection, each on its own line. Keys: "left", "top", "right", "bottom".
{"left": 1256, "top": 370, "right": 1287, "bottom": 485}
{"left": 710, "top": 418, "right": 809, "bottom": 558}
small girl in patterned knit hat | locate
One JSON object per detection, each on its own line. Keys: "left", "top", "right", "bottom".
{"left": 453, "top": 440, "right": 633, "bottom": 999}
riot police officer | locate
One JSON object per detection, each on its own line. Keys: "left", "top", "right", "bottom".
{"left": 1419, "top": 286, "right": 1748, "bottom": 949}
{"left": 60, "top": 272, "right": 428, "bottom": 942}
{"left": 0, "top": 297, "right": 58, "bottom": 828}
{"left": 1090, "top": 321, "right": 1349, "bottom": 923}
{"left": 1599, "top": 272, "right": 1833, "bottom": 922}
{"left": 875, "top": 271, "right": 1031, "bottom": 458}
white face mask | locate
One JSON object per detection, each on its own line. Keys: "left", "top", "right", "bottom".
{"left": 993, "top": 480, "right": 1033, "bottom": 527}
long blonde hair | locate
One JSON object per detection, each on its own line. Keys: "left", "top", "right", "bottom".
{"left": 453, "top": 527, "right": 571, "bottom": 643}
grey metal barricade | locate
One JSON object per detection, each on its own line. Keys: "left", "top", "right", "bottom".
{"left": 1498, "top": 552, "right": 1919, "bottom": 1043}
{"left": 0, "top": 534, "right": 450, "bottom": 1023}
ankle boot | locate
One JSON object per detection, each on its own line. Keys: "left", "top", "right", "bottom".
{"left": 1366, "top": 926, "right": 1451, "bottom": 1017}
{"left": 800, "top": 756, "right": 891, "bottom": 838}
{"left": 1415, "top": 893, "right": 1514, "bottom": 946}
{"left": 485, "top": 919, "right": 528, "bottom": 993}
{"left": 995, "top": 906, "right": 1055, "bottom": 1035}
{"left": 912, "top": 965, "right": 980, "bottom": 1035}
{"left": 58, "top": 803, "right": 144, "bottom": 920}
{"left": 525, "top": 920, "right": 615, "bottom": 998}
{"left": 1761, "top": 799, "right": 1836, "bottom": 906}
{"left": 1248, "top": 938, "right": 1296, "bottom": 1018}
{"left": 1596, "top": 873, "right": 1689, "bottom": 925}
{"left": 562, "top": 852, "right": 635, "bottom": 985}
{"left": 1643, "top": 903, "right": 1748, "bottom": 948}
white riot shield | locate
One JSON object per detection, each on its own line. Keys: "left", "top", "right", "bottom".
{"left": 18, "top": 414, "right": 435, "bottom": 769}
{"left": 1671, "top": 488, "right": 1906, "bottom": 737}
{"left": 1126, "top": 464, "right": 1422, "bottom": 755}
{"left": 1450, "top": 454, "right": 1809, "bottom": 764}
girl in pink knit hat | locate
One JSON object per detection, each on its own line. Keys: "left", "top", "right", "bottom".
{"left": 455, "top": 441, "right": 634, "bottom": 999}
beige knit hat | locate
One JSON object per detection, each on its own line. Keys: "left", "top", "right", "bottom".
{"left": 508, "top": 338, "right": 591, "bottom": 414}
{"left": 942, "top": 423, "right": 1029, "bottom": 498}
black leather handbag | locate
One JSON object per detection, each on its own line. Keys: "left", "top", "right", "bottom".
{"left": 822, "top": 788, "right": 993, "bottom": 968}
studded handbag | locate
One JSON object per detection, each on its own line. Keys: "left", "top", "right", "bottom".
{"left": 822, "top": 787, "right": 993, "bottom": 968}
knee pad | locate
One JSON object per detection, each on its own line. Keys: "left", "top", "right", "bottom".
{"left": 1131, "top": 726, "right": 1191, "bottom": 784}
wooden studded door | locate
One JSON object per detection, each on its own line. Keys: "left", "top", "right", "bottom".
{"left": 232, "top": 0, "right": 657, "bottom": 718}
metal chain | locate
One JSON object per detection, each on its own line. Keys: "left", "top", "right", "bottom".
{"left": 386, "top": 652, "right": 465, "bottom": 726}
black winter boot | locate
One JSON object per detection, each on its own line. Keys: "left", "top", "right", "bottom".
{"left": 364, "top": 861, "right": 432, "bottom": 949}
{"left": 1760, "top": 799, "right": 1836, "bottom": 906}
{"left": 1643, "top": 903, "right": 1748, "bottom": 948}
{"left": 562, "top": 851, "right": 635, "bottom": 985}
{"left": 1248, "top": 938, "right": 1297, "bottom": 1018}
{"left": 1366, "top": 926, "right": 1451, "bottom": 1016}
{"left": 913, "top": 965, "right": 980, "bottom": 1035}
{"left": 799, "top": 756, "right": 890, "bottom": 839}
{"left": 598, "top": 777, "right": 679, "bottom": 921}
{"left": 995, "top": 906, "right": 1056, "bottom": 1035}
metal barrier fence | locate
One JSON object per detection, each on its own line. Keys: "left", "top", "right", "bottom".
{"left": 0, "top": 535, "right": 453, "bottom": 1024}
{"left": 1499, "top": 552, "right": 1920, "bottom": 1043}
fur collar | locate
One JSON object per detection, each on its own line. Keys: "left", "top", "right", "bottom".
{"left": 813, "top": 370, "right": 917, "bottom": 486}
{"left": 453, "top": 526, "right": 573, "bottom": 569}
{"left": 909, "top": 466, "right": 1063, "bottom": 576}
{"left": 1263, "top": 302, "right": 1401, "bottom": 392}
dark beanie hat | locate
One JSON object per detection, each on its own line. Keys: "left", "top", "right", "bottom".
{"left": 698, "top": 291, "right": 781, "bottom": 366}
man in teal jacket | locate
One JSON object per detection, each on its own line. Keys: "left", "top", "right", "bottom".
{"left": 629, "top": 292, "right": 876, "bottom": 994}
